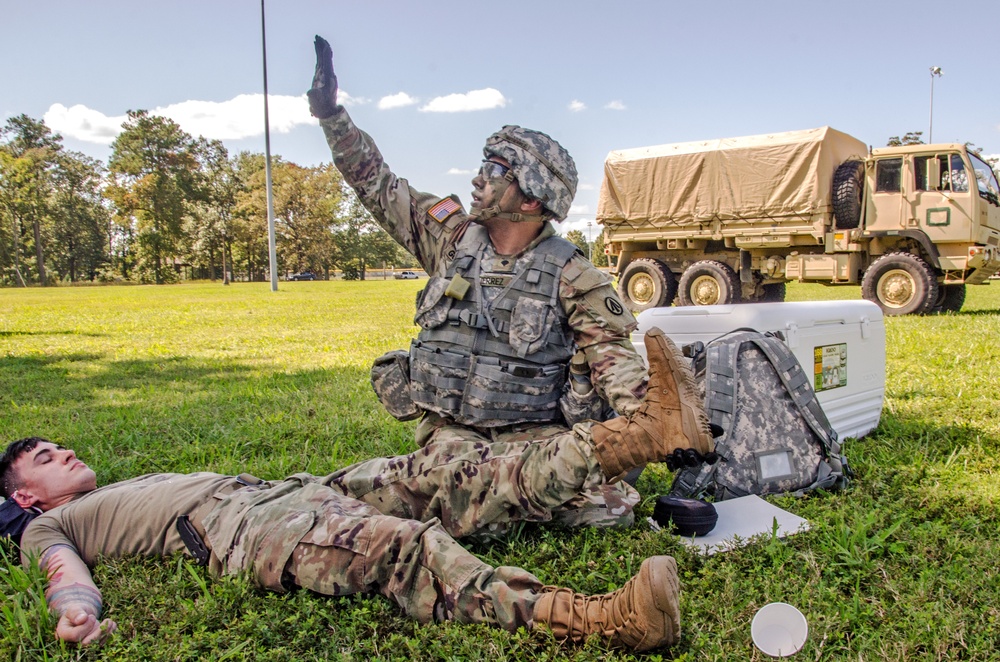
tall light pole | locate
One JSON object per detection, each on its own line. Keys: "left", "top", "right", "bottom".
{"left": 928, "top": 66, "right": 943, "bottom": 143}
{"left": 586, "top": 221, "right": 592, "bottom": 261}
{"left": 261, "top": 0, "right": 278, "bottom": 291}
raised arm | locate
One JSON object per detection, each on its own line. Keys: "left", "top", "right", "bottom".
{"left": 307, "top": 35, "right": 466, "bottom": 274}
{"left": 39, "top": 544, "right": 116, "bottom": 645}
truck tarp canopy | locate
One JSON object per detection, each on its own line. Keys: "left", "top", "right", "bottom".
{"left": 597, "top": 127, "right": 868, "bottom": 230}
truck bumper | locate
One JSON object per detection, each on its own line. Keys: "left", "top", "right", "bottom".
{"left": 966, "top": 245, "right": 1000, "bottom": 284}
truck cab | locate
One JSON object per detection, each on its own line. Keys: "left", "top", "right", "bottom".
{"left": 860, "top": 145, "right": 1000, "bottom": 312}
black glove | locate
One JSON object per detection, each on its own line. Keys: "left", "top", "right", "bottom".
{"left": 307, "top": 35, "right": 338, "bottom": 119}
{"left": 664, "top": 448, "right": 719, "bottom": 471}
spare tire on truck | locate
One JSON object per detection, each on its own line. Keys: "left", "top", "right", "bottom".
{"left": 833, "top": 160, "right": 864, "bottom": 229}
{"left": 678, "top": 260, "right": 740, "bottom": 306}
{"left": 861, "top": 252, "right": 939, "bottom": 315}
{"left": 617, "top": 258, "right": 677, "bottom": 312}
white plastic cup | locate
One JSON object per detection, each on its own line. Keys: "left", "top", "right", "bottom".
{"left": 751, "top": 602, "right": 808, "bottom": 657}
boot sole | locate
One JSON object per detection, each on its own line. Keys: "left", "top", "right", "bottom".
{"left": 645, "top": 328, "right": 714, "bottom": 455}
{"left": 635, "top": 555, "right": 681, "bottom": 650}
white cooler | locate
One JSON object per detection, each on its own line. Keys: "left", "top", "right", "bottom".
{"left": 632, "top": 301, "right": 885, "bottom": 440}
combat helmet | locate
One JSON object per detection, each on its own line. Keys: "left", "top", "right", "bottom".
{"left": 480, "top": 126, "right": 578, "bottom": 221}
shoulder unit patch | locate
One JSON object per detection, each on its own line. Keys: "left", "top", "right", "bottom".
{"left": 428, "top": 197, "right": 461, "bottom": 222}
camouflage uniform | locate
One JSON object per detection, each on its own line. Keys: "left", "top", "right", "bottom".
{"left": 202, "top": 474, "right": 541, "bottom": 629}
{"left": 21, "top": 472, "right": 541, "bottom": 629}
{"left": 320, "top": 108, "right": 650, "bottom": 532}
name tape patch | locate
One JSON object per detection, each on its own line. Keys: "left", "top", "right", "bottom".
{"left": 480, "top": 274, "right": 514, "bottom": 288}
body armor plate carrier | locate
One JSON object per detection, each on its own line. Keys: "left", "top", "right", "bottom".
{"left": 409, "top": 226, "right": 580, "bottom": 427}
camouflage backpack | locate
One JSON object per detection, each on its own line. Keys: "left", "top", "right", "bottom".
{"left": 670, "top": 330, "right": 849, "bottom": 500}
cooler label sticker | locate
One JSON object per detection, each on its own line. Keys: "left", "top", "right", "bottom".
{"left": 814, "top": 343, "right": 847, "bottom": 392}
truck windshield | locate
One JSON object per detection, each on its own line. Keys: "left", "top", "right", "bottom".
{"left": 969, "top": 152, "right": 1000, "bottom": 206}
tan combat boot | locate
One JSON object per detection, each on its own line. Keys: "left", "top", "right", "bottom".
{"left": 533, "top": 555, "right": 681, "bottom": 652}
{"left": 592, "top": 327, "right": 714, "bottom": 480}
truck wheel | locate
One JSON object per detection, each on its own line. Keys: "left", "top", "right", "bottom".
{"left": 678, "top": 261, "right": 740, "bottom": 306}
{"left": 933, "top": 284, "right": 966, "bottom": 313}
{"left": 861, "top": 252, "right": 939, "bottom": 315}
{"left": 618, "top": 258, "right": 677, "bottom": 312}
{"left": 833, "top": 160, "right": 864, "bottom": 229}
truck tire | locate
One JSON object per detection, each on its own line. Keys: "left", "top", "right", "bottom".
{"left": 933, "top": 284, "right": 966, "bottom": 313}
{"left": 678, "top": 261, "right": 741, "bottom": 306}
{"left": 833, "top": 160, "right": 864, "bottom": 229}
{"left": 618, "top": 258, "right": 677, "bottom": 312}
{"left": 861, "top": 252, "right": 939, "bottom": 316}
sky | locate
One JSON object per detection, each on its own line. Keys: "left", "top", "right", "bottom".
{"left": 4, "top": 0, "right": 1000, "bottom": 238}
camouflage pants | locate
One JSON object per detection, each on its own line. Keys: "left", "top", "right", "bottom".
{"left": 323, "top": 419, "right": 639, "bottom": 539}
{"left": 287, "top": 501, "right": 541, "bottom": 629}
{"left": 208, "top": 479, "right": 541, "bottom": 629}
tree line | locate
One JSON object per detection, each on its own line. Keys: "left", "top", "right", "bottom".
{"left": 0, "top": 112, "right": 414, "bottom": 286}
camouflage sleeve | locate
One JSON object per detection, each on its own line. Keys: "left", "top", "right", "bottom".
{"left": 319, "top": 107, "right": 469, "bottom": 275}
{"left": 560, "top": 255, "right": 648, "bottom": 415}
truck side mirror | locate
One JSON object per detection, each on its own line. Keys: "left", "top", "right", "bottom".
{"left": 927, "top": 157, "right": 941, "bottom": 191}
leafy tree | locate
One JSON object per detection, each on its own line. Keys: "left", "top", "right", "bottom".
{"left": 229, "top": 152, "right": 270, "bottom": 281}
{"left": 105, "top": 110, "right": 205, "bottom": 283}
{"left": 0, "top": 115, "right": 63, "bottom": 285}
{"left": 48, "top": 151, "right": 110, "bottom": 282}
{"left": 564, "top": 229, "right": 589, "bottom": 258}
{"left": 274, "top": 161, "right": 342, "bottom": 277}
{"left": 186, "top": 140, "right": 247, "bottom": 282}
{"left": 591, "top": 227, "right": 608, "bottom": 268}
{"left": 887, "top": 131, "right": 924, "bottom": 147}
{"left": 333, "top": 191, "right": 404, "bottom": 280}
{"left": 236, "top": 157, "right": 342, "bottom": 280}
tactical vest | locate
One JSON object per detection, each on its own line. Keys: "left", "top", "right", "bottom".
{"left": 408, "top": 226, "right": 580, "bottom": 427}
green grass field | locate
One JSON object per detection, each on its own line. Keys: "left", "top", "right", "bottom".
{"left": 1, "top": 281, "right": 998, "bottom": 661}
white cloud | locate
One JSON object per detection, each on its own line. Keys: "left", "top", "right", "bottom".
{"left": 44, "top": 103, "right": 123, "bottom": 144}
{"left": 378, "top": 92, "right": 418, "bottom": 110}
{"left": 420, "top": 88, "right": 506, "bottom": 113}
{"left": 569, "top": 204, "right": 590, "bottom": 215}
{"left": 578, "top": 183, "right": 595, "bottom": 191}
{"left": 447, "top": 167, "right": 474, "bottom": 175}
{"left": 44, "top": 93, "right": 318, "bottom": 145}
{"left": 339, "top": 90, "right": 370, "bottom": 106}
{"left": 604, "top": 100, "right": 627, "bottom": 111}
{"left": 568, "top": 100, "right": 586, "bottom": 112}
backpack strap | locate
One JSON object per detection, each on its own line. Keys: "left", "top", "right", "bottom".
{"left": 746, "top": 335, "right": 839, "bottom": 451}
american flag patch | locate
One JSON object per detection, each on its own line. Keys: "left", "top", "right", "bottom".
{"left": 428, "top": 197, "right": 461, "bottom": 222}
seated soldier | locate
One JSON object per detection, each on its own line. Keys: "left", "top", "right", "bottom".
{"left": 2, "top": 436, "right": 681, "bottom": 652}
{"left": 325, "top": 329, "right": 716, "bottom": 539}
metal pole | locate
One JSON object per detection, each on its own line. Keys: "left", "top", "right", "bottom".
{"left": 586, "top": 221, "right": 592, "bottom": 261}
{"left": 261, "top": 0, "right": 278, "bottom": 291}
{"left": 928, "top": 66, "right": 942, "bottom": 144}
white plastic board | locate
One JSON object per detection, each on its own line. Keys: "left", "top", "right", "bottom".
{"left": 671, "top": 494, "right": 810, "bottom": 556}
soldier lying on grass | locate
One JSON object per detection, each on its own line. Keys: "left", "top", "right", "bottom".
{"left": 2, "top": 435, "right": 684, "bottom": 651}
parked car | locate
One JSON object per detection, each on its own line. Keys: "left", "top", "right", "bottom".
{"left": 394, "top": 271, "right": 419, "bottom": 279}
{"left": 288, "top": 271, "right": 316, "bottom": 281}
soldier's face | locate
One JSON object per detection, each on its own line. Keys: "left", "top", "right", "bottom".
{"left": 10, "top": 441, "right": 97, "bottom": 511}
{"left": 471, "top": 157, "right": 514, "bottom": 211}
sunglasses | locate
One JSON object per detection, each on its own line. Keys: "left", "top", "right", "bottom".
{"left": 478, "top": 160, "right": 512, "bottom": 180}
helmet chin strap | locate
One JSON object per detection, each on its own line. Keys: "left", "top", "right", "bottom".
{"left": 468, "top": 174, "right": 542, "bottom": 223}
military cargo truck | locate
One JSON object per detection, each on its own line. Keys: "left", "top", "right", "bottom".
{"left": 598, "top": 127, "right": 1000, "bottom": 315}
